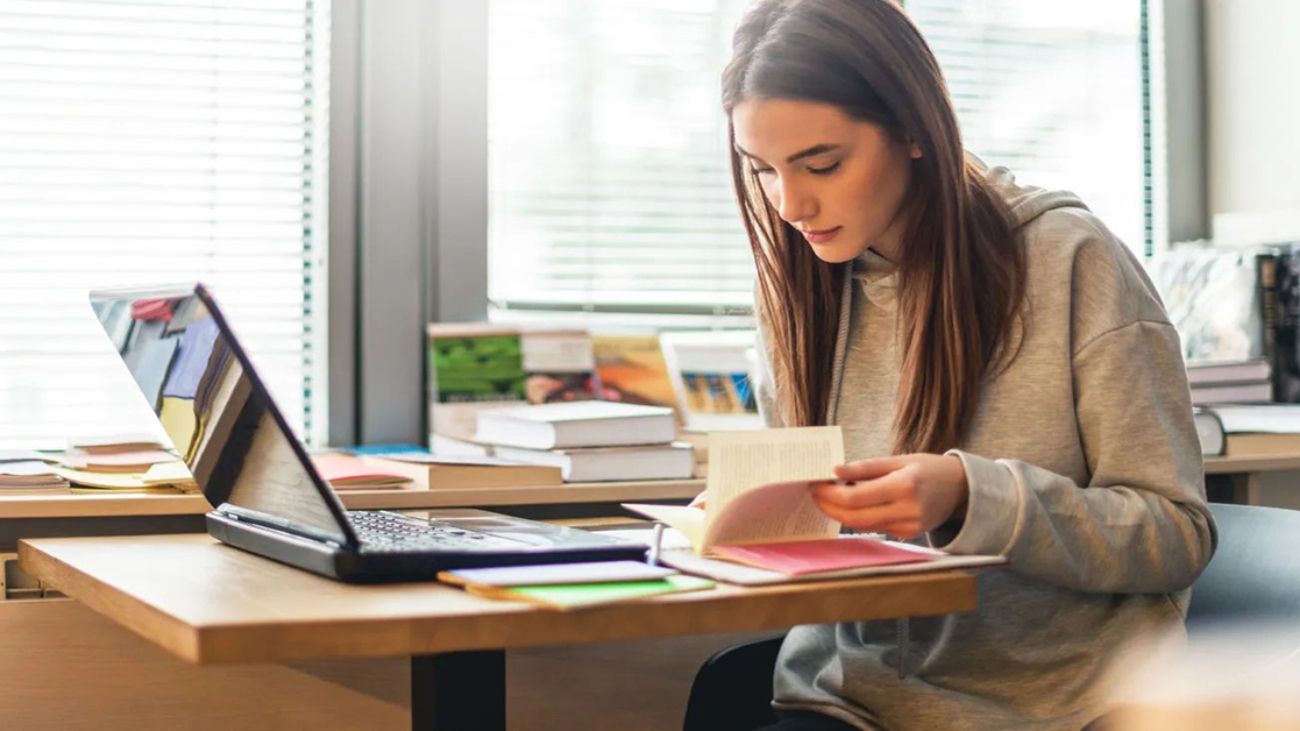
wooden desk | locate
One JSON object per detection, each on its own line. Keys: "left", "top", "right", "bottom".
{"left": 1204, "top": 455, "right": 1300, "bottom": 505}
{"left": 19, "top": 534, "right": 977, "bottom": 730}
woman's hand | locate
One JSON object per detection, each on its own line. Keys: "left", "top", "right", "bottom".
{"left": 812, "top": 454, "right": 969, "bottom": 539}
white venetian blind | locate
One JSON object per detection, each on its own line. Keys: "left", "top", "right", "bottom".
{"left": 907, "top": 0, "right": 1146, "bottom": 252}
{"left": 0, "top": 0, "right": 330, "bottom": 450}
{"left": 486, "top": 0, "right": 1148, "bottom": 317}
{"left": 487, "top": 0, "right": 755, "bottom": 314}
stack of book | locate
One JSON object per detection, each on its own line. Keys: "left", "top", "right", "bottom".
{"left": 438, "top": 561, "right": 714, "bottom": 610}
{"left": 425, "top": 323, "right": 767, "bottom": 472}
{"left": 0, "top": 451, "right": 70, "bottom": 495}
{"left": 471, "top": 401, "right": 694, "bottom": 483}
{"left": 1187, "top": 359, "right": 1274, "bottom": 406}
{"left": 53, "top": 436, "right": 197, "bottom": 494}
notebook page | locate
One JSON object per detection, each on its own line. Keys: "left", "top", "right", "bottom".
{"left": 705, "top": 426, "right": 843, "bottom": 519}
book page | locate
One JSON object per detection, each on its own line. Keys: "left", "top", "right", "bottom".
{"left": 701, "top": 479, "right": 838, "bottom": 549}
{"left": 620, "top": 503, "right": 708, "bottom": 552}
{"left": 706, "top": 426, "right": 843, "bottom": 518}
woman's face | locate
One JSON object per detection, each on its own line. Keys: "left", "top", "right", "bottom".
{"left": 731, "top": 97, "right": 917, "bottom": 263}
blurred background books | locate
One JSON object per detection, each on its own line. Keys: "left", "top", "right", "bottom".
{"left": 425, "top": 324, "right": 765, "bottom": 481}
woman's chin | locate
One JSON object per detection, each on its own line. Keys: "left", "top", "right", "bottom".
{"left": 807, "top": 240, "right": 866, "bottom": 264}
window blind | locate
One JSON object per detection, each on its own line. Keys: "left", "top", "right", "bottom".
{"left": 0, "top": 0, "right": 330, "bottom": 450}
{"left": 907, "top": 0, "right": 1146, "bottom": 252}
{"left": 487, "top": 0, "right": 755, "bottom": 314}
{"left": 486, "top": 0, "right": 1148, "bottom": 316}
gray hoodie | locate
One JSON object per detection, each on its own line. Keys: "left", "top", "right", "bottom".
{"left": 762, "top": 164, "right": 1217, "bottom": 730}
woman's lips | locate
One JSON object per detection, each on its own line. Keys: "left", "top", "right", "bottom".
{"left": 802, "top": 226, "right": 842, "bottom": 245}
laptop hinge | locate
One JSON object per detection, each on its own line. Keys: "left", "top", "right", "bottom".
{"left": 216, "top": 503, "right": 348, "bottom": 549}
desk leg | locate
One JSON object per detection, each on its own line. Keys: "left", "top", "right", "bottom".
{"left": 410, "top": 650, "right": 506, "bottom": 731}
{"left": 1229, "top": 472, "right": 1262, "bottom": 505}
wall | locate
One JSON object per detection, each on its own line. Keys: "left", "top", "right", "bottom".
{"left": 1204, "top": 0, "right": 1300, "bottom": 243}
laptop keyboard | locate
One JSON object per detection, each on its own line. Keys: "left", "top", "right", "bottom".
{"left": 348, "top": 510, "right": 523, "bottom": 553}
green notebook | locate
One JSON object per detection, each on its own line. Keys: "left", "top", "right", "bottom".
{"left": 467, "top": 574, "right": 715, "bottom": 610}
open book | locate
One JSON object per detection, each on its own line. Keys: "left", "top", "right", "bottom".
{"left": 623, "top": 426, "right": 934, "bottom": 575}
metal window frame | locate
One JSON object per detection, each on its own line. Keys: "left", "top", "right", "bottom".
{"left": 329, "top": 0, "right": 489, "bottom": 446}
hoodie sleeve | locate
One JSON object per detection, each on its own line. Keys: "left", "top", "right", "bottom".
{"left": 936, "top": 220, "right": 1217, "bottom": 594}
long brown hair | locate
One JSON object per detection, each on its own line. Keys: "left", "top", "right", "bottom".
{"left": 722, "top": 0, "right": 1026, "bottom": 454}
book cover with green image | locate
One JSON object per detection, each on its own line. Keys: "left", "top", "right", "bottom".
{"left": 429, "top": 334, "right": 527, "bottom": 403}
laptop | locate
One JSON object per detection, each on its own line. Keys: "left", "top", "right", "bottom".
{"left": 88, "top": 283, "right": 646, "bottom": 583}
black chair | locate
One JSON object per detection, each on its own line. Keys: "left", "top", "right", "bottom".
{"left": 682, "top": 503, "right": 1300, "bottom": 731}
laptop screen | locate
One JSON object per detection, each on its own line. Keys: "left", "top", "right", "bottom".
{"left": 89, "top": 284, "right": 354, "bottom": 546}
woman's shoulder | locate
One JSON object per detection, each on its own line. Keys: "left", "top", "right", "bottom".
{"left": 1018, "top": 206, "right": 1170, "bottom": 351}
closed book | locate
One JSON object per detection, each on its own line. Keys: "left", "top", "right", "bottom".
{"left": 57, "top": 449, "right": 180, "bottom": 474}
{"left": 1186, "top": 359, "right": 1272, "bottom": 386}
{"left": 1203, "top": 404, "right": 1300, "bottom": 433}
{"left": 457, "top": 574, "right": 714, "bottom": 610}
{"left": 1273, "top": 245, "right": 1300, "bottom": 401}
{"left": 1192, "top": 408, "right": 1225, "bottom": 457}
{"left": 591, "top": 332, "right": 681, "bottom": 415}
{"left": 492, "top": 442, "right": 695, "bottom": 483}
{"left": 429, "top": 433, "right": 495, "bottom": 458}
{"left": 475, "top": 400, "right": 676, "bottom": 450}
{"left": 1189, "top": 381, "right": 1273, "bottom": 405}
{"left": 439, "top": 560, "right": 675, "bottom": 588}
{"left": 68, "top": 434, "right": 167, "bottom": 455}
{"left": 1224, "top": 432, "right": 1300, "bottom": 458}
{"left": 310, "top": 453, "right": 413, "bottom": 490}
{"left": 359, "top": 454, "right": 561, "bottom": 489}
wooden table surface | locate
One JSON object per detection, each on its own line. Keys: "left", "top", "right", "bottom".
{"left": 19, "top": 533, "right": 977, "bottom": 666}
{"left": 0, "top": 479, "right": 705, "bottom": 519}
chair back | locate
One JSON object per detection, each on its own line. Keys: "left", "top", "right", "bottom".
{"left": 1187, "top": 502, "right": 1300, "bottom": 630}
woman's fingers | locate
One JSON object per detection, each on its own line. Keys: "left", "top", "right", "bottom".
{"left": 833, "top": 457, "right": 904, "bottom": 482}
{"left": 813, "top": 472, "right": 910, "bottom": 510}
{"left": 813, "top": 492, "right": 919, "bottom": 529}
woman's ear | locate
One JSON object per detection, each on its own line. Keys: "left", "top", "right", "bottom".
{"left": 908, "top": 141, "right": 923, "bottom": 159}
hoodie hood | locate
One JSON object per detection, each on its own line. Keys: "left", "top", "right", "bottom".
{"left": 979, "top": 160, "right": 1087, "bottom": 231}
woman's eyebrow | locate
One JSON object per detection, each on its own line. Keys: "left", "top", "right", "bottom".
{"left": 734, "top": 143, "right": 843, "bottom": 164}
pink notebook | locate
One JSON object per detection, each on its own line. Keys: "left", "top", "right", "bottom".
{"left": 710, "top": 536, "right": 934, "bottom": 575}
{"left": 310, "top": 453, "right": 412, "bottom": 489}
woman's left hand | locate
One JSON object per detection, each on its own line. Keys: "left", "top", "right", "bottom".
{"left": 812, "top": 454, "right": 970, "bottom": 539}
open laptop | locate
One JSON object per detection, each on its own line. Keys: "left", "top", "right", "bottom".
{"left": 88, "top": 283, "right": 646, "bottom": 582}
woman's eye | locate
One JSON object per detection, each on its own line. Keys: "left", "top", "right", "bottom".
{"left": 808, "top": 161, "right": 842, "bottom": 175}
{"left": 751, "top": 166, "right": 775, "bottom": 176}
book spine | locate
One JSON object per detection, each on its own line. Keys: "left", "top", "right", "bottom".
{"left": 1276, "top": 246, "right": 1300, "bottom": 402}
{"left": 1258, "top": 251, "right": 1280, "bottom": 400}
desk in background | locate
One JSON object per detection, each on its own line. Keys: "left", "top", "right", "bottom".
{"left": 1204, "top": 455, "right": 1300, "bottom": 506}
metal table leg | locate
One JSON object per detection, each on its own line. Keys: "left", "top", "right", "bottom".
{"left": 411, "top": 649, "right": 506, "bottom": 730}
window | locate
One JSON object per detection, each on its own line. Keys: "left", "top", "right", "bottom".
{"left": 485, "top": 0, "right": 1150, "bottom": 318}
{"left": 907, "top": 0, "right": 1147, "bottom": 252}
{"left": 0, "top": 0, "right": 330, "bottom": 449}
{"left": 487, "top": 0, "right": 754, "bottom": 316}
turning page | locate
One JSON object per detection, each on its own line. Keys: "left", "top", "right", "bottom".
{"left": 624, "top": 426, "right": 844, "bottom": 553}
{"left": 706, "top": 426, "right": 843, "bottom": 520}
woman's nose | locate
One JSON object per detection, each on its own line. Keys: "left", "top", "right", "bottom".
{"left": 775, "top": 179, "right": 815, "bottom": 224}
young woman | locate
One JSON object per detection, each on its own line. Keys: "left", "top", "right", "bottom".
{"left": 719, "top": 1, "right": 1217, "bottom": 729}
